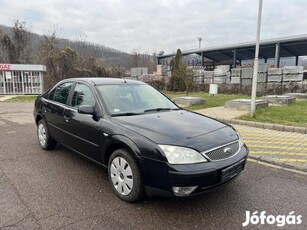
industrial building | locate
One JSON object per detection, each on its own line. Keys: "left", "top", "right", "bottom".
{"left": 158, "top": 34, "right": 307, "bottom": 68}
{"left": 157, "top": 34, "right": 307, "bottom": 86}
{"left": 0, "top": 64, "right": 46, "bottom": 95}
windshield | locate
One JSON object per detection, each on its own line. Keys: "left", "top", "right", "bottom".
{"left": 96, "top": 84, "right": 179, "bottom": 116}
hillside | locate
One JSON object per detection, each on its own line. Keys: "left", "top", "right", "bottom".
{"left": 0, "top": 24, "right": 155, "bottom": 69}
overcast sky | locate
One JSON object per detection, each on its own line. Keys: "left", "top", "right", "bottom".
{"left": 0, "top": 0, "right": 306, "bottom": 54}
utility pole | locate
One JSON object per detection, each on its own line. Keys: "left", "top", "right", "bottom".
{"left": 250, "top": 0, "right": 263, "bottom": 117}
{"left": 198, "top": 37, "right": 202, "bottom": 49}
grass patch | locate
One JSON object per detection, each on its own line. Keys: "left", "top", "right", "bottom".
{"left": 239, "top": 100, "right": 307, "bottom": 128}
{"left": 163, "top": 91, "right": 249, "bottom": 109}
{"left": 5, "top": 95, "right": 37, "bottom": 103}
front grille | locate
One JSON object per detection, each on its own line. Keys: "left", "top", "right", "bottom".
{"left": 202, "top": 141, "right": 239, "bottom": 161}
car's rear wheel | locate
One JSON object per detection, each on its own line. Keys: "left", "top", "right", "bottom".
{"left": 108, "top": 149, "right": 144, "bottom": 202}
{"left": 37, "top": 119, "right": 56, "bottom": 150}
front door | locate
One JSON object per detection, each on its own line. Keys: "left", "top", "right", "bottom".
{"left": 62, "top": 83, "right": 102, "bottom": 162}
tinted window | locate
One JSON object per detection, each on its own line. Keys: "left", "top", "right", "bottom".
{"left": 72, "top": 83, "right": 96, "bottom": 107}
{"left": 52, "top": 82, "right": 73, "bottom": 104}
{"left": 96, "top": 84, "right": 178, "bottom": 115}
{"left": 49, "top": 89, "right": 55, "bottom": 100}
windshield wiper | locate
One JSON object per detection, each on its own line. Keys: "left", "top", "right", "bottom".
{"left": 143, "top": 108, "right": 179, "bottom": 113}
{"left": 112, "top": 112, "right": 143, "bottom": 117}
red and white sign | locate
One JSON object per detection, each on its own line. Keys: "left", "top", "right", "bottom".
{"left": 0, "top": 64, "right": 11, "bottom": 70}
{"left": 0, "top": 64, "right": 46, "bottom": 71}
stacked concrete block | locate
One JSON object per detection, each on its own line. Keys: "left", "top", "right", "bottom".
{"left": 231, "top": 77, "right": 241, "bottom": 84}
{"left": 213, "top": 77, "right": 227, "bottom": 84}
{"left": 241, "top": 63, "right": 268, "bottom": 84}
{"left": 192, "top": 69, "right": 205, "bottom": 84}
{"left": 258, "top": 63, "right": 270, "bottom": 72}
{"left": 203, "top": 71, "right": 214, "bottom": 84}
{"left": 193, "top": 76, "right": 204, "bottom": 84}
{"left": 257, "top": 72, "right": 267, "bottom": 83}
{"left": 241, "top": 68, "right": 253, "bottom": 79}
{"left": 268, "top": 68, "right": 283, "bottom": 82}
{"left": 231, "top": 68, "right": 241, "bottom": 84}
{"left": 283, "top": 66, "right": 303, "bottom": 82}
{"left": 213, "top": 65, "right": 230, "bottom": 84}
{"left": 257, "top": 63, "right": 268, "bottom": 83}
{"left": 239, "top": 67, "right": 252, "bottom": 85}
{"left": 242, "top": 79, "right": 252, "bottom": 86}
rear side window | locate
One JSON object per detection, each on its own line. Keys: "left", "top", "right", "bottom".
{"left": 72, "top": 83, "right": 96, "bottom": 107}
{"left": 49, "top": 82, "right": 73, "bottom": 104}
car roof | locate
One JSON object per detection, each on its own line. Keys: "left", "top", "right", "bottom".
{"left": 63, "top": 77, "right": 146, "bottom": 86}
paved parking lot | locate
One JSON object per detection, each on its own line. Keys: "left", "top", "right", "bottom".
{"left": 0, "top": 102, "right": 306, "bottom": 229}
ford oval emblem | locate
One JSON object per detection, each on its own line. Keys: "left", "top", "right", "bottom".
{"left": 224, "top": 147, "right": 233, "bottom": 155}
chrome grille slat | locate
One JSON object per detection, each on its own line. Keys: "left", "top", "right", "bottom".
{"left": 202, "top": 141, "right": 239, "bottom": 161}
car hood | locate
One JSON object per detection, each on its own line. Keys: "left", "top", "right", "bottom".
{"left": 111, "top": 110, "right": 239, "bottom": 151}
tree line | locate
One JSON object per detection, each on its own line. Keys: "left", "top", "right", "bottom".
{"left": 0, "top": 20, "right": 157, "bottom": 89}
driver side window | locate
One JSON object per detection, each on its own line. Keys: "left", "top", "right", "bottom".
{"left": 72, "top": 83, "right": 96, "bottom": 108}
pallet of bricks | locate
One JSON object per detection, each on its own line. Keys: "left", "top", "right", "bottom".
{"left": 231, "top": 68, "right": 241, "bottom": 84}
{"left": 282, "top": 66, "right": 303, "bottom": 82}
{"left": 241, "top": 63, "right": 268, "bottom": 86}
{"left": 268, "top": 68, "right": 283, "bottom": 82}
{"left": 203, "top": 71, "right": 213, "bottom": 84}
{"left": 241, "top": 64, "right": 253, "bottom": 86}
{"left": 213, "top": 65, "right": 230, "bottom": 84}
{"left": 267, "top": 67, "right": 283, "bottom": 89}
{"left": 192, "top": 69, "right": 205, "bottom": 84}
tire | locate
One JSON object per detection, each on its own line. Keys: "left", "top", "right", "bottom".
{"left": 108, "top": 149, "right": 144, "bottom": 202}
{"left": 37, "top": 119, "right": 57, "bottom": 150}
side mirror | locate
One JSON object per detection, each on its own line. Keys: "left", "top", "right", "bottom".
{"left": 78, "top": 105, "right": 96, "bottom": 115}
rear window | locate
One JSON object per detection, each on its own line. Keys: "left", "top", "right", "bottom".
{"left": 49, "top": 82, "right": 73, "bottom": 104}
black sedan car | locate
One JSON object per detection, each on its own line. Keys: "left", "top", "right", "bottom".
{"left": 34, "top": 78, "right": 248, "bottom": 202}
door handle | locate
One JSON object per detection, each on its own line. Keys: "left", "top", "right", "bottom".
{"left": 64, "top": 116, "right": 71, "bottom": 122}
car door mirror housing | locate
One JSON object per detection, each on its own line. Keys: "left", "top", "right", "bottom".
{"left": 78, "top": 105, "right": 96, "bottom": 115}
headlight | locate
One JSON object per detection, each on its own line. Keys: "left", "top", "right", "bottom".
{"left": 236, "top": 131, "right": 244, "bottom": 148}
{"left": 158, "top": 145, "right": 207, "bottom": 164}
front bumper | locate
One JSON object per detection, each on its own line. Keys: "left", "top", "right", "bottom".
{"left": 141, "top": 144, "right": 249, "bottom": 197}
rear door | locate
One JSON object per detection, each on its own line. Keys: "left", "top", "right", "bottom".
{"left": 42, "top": 82, "right": 73, "bottom": 144}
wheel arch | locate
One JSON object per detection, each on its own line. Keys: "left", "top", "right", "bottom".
{"left": 102, "top": 135, "right": 141, "bottom": 167}
{"left": 35, "top": 114, "right": 43, "bottom": 125}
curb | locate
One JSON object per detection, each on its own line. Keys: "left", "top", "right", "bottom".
{"left": 248, "top": 156, "right": 307, "bottom": 175}
{"left": 217, "top": 118, "right": 307, "bottom": 134}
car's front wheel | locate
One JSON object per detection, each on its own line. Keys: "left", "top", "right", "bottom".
{"left": 37, "top": 119, "right": 57, "bottom": 150}
{"left": 108, "top": 149, "right": 144, "bottom": 202}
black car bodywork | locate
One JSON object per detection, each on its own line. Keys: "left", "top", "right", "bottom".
{"left": 34, "top": 78, "right": 248, "bottom": 201}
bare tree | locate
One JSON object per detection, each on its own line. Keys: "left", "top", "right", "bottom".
{"left": 0, "top": 20, "right": 31, "bottom": 63}
{"left": 131, "top": 49, "right": 140, "bottom": 67}
{"left": 39, "top": 31, "right": 78, "bottom": 88}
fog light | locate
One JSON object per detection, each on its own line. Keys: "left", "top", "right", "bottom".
{"left": 172, "top": 186, "right": 198, "bottom": 196}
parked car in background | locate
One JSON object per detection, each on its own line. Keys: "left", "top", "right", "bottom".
{"left": 33, "top": 78, "right": 249, "bottom": 202}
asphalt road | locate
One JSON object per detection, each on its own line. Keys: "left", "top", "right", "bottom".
{"left": 0, "top": 103, "right": 306, "bottom": 229}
